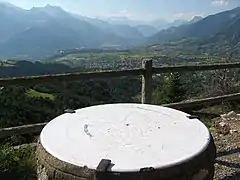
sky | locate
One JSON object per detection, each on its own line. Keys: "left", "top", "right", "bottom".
{"left": 2, "top": 0, "right": 240, "bottom": 21}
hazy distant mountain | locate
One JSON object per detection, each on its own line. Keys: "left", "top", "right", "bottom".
{"left": 0, "top": 2, "right": 24, "bottom": 12}
{"left": 34, "top": 4, "right": 69, "bottom": 18}
{"left": 171, "top": 19, "right": 187, "bottom": 26}
{"left": 1, "top": 2, "right": 240, "bottom": 59}
{"left": 103, "top": 17, "right": 187, "bottom": 31}
{"left": 0, "top": 24, "right": 81, "bottom": 59}
{"left": 149, "top": 19, "right": 169, "bottom": 30}
{"left": 149, "top": 18, "right": 188, "bottom": 31}
{"left": 106, "top": 24, "right": 144, "bottom": 39}
{"left": 135, "top": 25, "right": 158, "bottom": 37}
{"left": 204, "top": 12, "right": 240, "bottom": 47}
{"left": 74, "top": 15, "right": 144, "bottom": 39}
{"left": 100, "top": 16, "right": 188, "bottom": 36}
{"left": 0, "top": 3, "right": 129, "bottom": 59}
{"left": 73, "top": 14, "right": 110, "bottom": 29}
{"left": 0, "top": 2, "right": 30, "bottom": 43}
{"left": 189, "top": 16, "right": 203, "bottom": 24}
{"left": 149, "top": 7, "right": 240, "bottom": 44}
{"left": 101, "top": 17, "right": 145, "bottom": 26}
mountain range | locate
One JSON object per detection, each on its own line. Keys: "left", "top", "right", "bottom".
{"left": 149, "top": 7, "right": 240, "bottom": 44}
{"left": 0, "top": 2, "right": 239, "bottom": 59}
{"left": 0, "top": 3, "right": 128, "bottom": 59}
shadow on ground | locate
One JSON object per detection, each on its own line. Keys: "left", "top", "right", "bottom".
{"left": 217, "top": 148, "right": 240, "bottom": 158}
{"left": 219, "top": 172, "right": 240, "bottom": 180}
{"left": 215, "top": 148, "right": 240, "bottom": 180}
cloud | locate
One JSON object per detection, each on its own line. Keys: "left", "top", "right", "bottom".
{"left": 212, "top": 0, "right": 229, "bottom": 6}
{"left": 98, "top": 9, "right": 134, "bottom": 18}
{"left": 173, "top": 12, "right": 203, "bottom": 20}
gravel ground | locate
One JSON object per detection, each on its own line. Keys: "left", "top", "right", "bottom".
{"left": 211, "top": 117, "right": 240, "bottom": 180}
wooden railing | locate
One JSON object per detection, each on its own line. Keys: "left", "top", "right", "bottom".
{"left": 0, "top": 60, "right": 240, "bottom": 139}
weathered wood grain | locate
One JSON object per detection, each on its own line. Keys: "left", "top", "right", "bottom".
{"left": 0, "top": 123, "right": 47, "bottom": 139}
{"left": 141, "top": 60, "right": 153, "bottom": 104}
{"left": 153, "top": 62, "right": 240, "bottom": 74}
{"left": 164, "top": 93, "right": 240, "bottom": 109}
{"left": 0, "top": 69, "right": 143, "bottom": 86}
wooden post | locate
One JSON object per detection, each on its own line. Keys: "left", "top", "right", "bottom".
{"left": 141, "top": 59, "right": 153, "bottom": 104}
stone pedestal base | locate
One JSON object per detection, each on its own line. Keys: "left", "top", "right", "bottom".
{"left": 36, "top": 136, "right": 216, "bottom": 180}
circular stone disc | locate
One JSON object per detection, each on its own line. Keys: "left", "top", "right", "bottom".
{"left": 40, "top": 104, "right": 210, "bottom": 172}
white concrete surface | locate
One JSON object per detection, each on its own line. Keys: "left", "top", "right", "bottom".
{"left": 40, "top": 103, "right": 210, "bottom": 172}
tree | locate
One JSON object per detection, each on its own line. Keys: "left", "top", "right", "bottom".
{"left": 153, "top": 72, "right": 186, "bottom": 104}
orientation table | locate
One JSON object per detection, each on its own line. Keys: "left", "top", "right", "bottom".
{"left": 36, "top": 103, "right": 216, "bottom": 180}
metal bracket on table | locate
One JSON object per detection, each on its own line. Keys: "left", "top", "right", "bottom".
{"left": 95, "top": 159, "right": 112, "bottom": 180}
{"left": 187, "top": 115, "right": 199, "bottom": 119}
{"left": 140, "top": 167, "right": 155, "bottom": 172}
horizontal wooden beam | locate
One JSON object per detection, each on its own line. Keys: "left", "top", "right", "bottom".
{"left": 13, "top": 143, "right": 37, "bottom": 150}
{"left": 164, "top": 93, "right": 240, "bottom": 109}
{"left": 0, "top": 69, "right": 143, "bottom": 86}
{"left": 153, "top": 62, "right": 240, "bottom": 74}
{"left": 0, "top": 123, "right": 47, "bottom": 139}
{"left": 1, "top": 62, "right": 240, "bottom": 86}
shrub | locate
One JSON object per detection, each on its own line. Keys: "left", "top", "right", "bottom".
{"left": 0, "top": 144, "right": 36, "bottom": 180}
